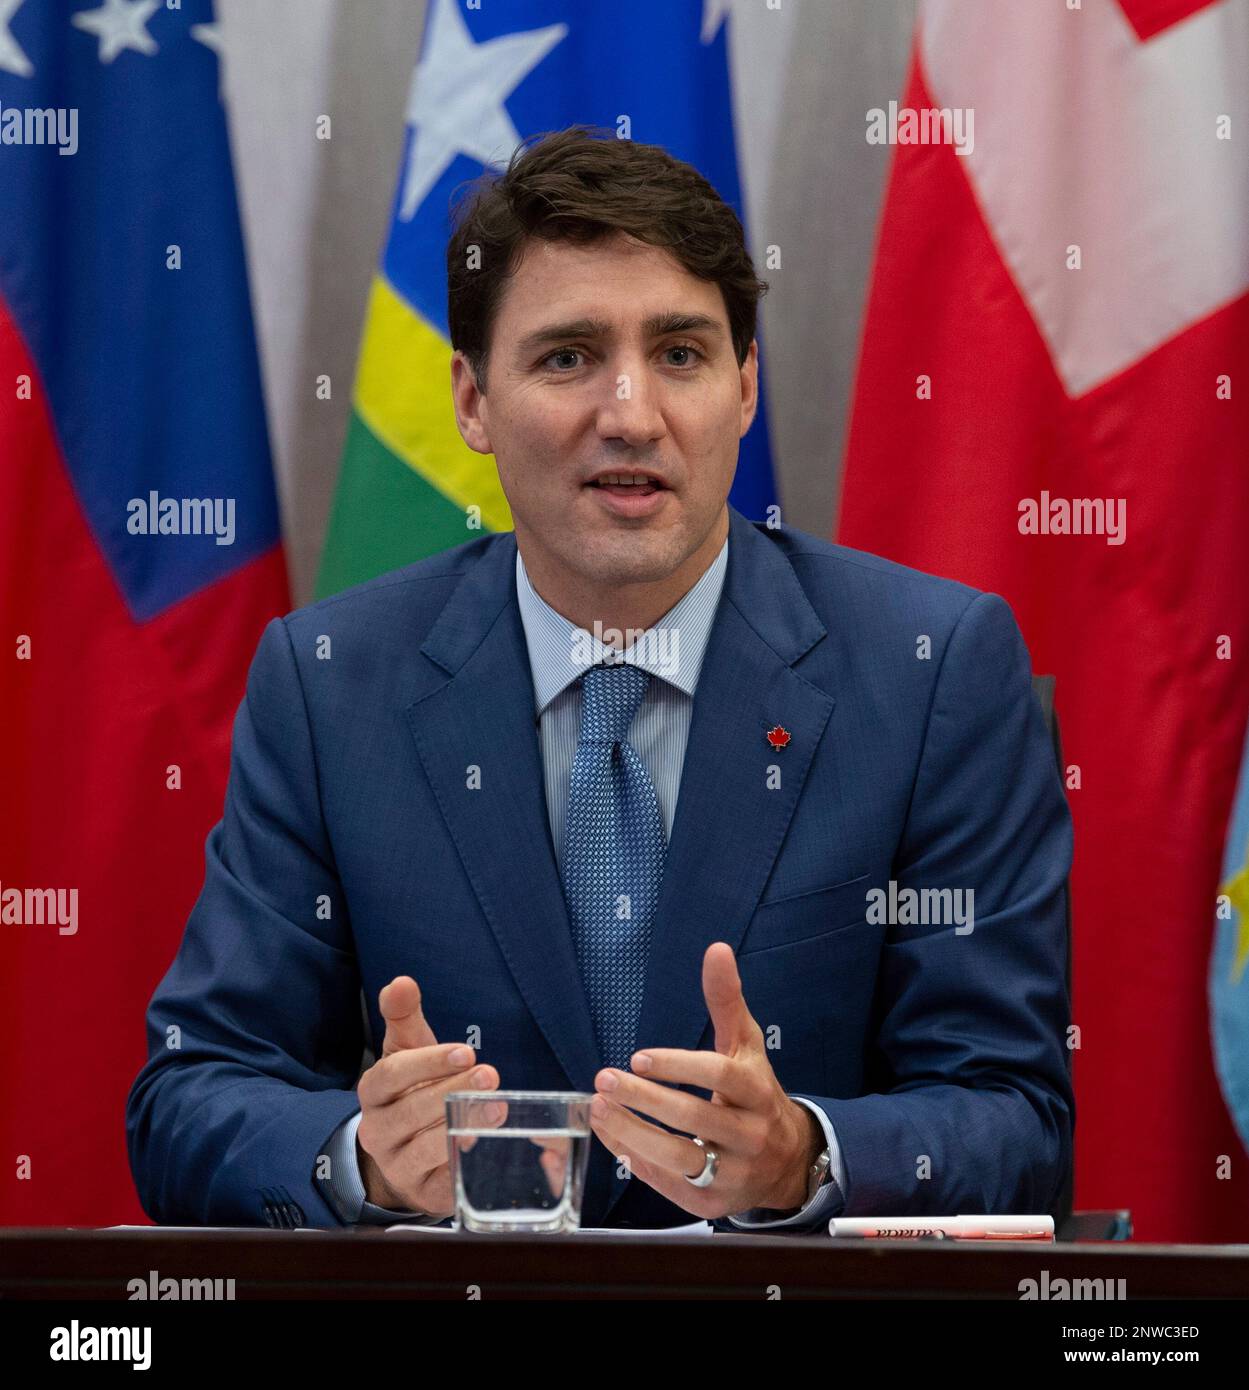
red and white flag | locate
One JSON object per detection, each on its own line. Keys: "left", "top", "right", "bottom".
{"left": 839, "top": 0, "right": 1249, "bottom": 1241}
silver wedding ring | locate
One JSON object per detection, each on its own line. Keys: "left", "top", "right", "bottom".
{"left": 684, "top": 1135, "right": 719, "bottom": 1188}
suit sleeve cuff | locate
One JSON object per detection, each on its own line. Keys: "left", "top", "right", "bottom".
{"left": 318, "top": 1109, "right": 447, "bottom": 1227}
{"left": 724, "top": 1097, "right": 846, "bottom": 1231}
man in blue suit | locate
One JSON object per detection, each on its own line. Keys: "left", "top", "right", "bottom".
{"left": 127, "top": 128, "right": 1073, "bottom": 1233}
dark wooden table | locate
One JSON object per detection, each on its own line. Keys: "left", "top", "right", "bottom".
{"left": 3, "top": 1227, "right": 1248, "bottom": 1300}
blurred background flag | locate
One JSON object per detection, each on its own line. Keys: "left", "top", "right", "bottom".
{"left": 0, "top": 0, "right": 287, "bottom": 1223}
{"left": 838, "top": 0, "right": 1249, "bottom": 1240}
{"left": 1214, "top": 724, "right": 1249, "bottom": 1168}
{"left": 316, "top": 0, "right": 777, "bottom": 598}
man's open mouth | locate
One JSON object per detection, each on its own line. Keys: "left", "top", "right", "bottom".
{"left": 587, "top": 473, "right": 667, "bottom": 496}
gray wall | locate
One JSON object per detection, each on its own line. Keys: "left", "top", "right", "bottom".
{"left": 218, "top": 0, "right": 916, "bottom": 603}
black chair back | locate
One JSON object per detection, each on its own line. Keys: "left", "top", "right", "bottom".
{"left": 1032, "top": 674, "right": 1074, "bottom": 1228}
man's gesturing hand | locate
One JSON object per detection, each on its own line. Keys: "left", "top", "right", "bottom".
{"left": 355, "top": 975, "right": 499, "bottom": 1216}
{"left": 588, "top": 943, "right": 825, "bottom": 1219}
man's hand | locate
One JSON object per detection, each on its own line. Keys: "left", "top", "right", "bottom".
{"left": 355, "top": 975, "right": 501, "bottom": 1216}
{"left": 589, "top": 943, "right": 826, "bottom": 1219}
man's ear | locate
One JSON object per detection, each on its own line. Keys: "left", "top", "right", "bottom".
{"left": 450, "top": 350, "right": 492, "bottom": 454}
{"left": 738, "top": 339, "right": 759, "bottom": 439}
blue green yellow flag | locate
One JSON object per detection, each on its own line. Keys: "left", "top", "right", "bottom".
{"left": 317, "top": 0, "right": 776, "bottom": 597}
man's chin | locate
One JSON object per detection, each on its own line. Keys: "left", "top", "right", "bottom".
{"left": 566, "top": 527, "right": 685, "bottom": 586}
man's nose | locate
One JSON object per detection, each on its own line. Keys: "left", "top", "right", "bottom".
{"left": 593, "top": 359, "right": 668, "bottom": 447}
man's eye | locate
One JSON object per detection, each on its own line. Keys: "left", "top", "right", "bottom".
{"left": 664, "top": 343, "right": 704, "bottom": 367}
{"left": 543, "top": 348, "right": 585, "bottom": 371}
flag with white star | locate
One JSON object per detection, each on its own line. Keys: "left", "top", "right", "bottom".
{"left": 316, "top": 0, "right": 778, "bottom": 596}
{"left": 0, "top": 0, "right": 288, "bottom": 1225}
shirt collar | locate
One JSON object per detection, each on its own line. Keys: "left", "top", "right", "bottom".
{"left": 515, "top": 533, "right": 730, "bottom": 716}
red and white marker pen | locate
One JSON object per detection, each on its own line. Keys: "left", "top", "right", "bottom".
{"left": 828, "top": 1214, "right": 1054, "bottom": 1241}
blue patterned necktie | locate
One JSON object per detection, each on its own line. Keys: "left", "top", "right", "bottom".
{"left": 561, "top": 662, "right": 668, "bottom": 1074}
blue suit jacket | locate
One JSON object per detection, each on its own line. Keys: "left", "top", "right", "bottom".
{"left": 126, "top": 506, "right": 1074, "bottom": 1230}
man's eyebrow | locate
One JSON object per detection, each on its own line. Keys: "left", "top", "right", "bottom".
{"left": 515, "top": 312, "right": 726, "bottom": 355}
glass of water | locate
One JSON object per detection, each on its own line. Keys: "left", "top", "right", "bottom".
{"left": 446, "top": 1090, "right": 593, "bottom": 1234}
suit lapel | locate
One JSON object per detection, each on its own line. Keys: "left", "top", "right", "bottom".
{"left": 405, "top": 509, "right": 835, "bottom": 1221}
{"left": 405, "top": 531, "right": 603, "bottom": 1094}
{"left": 632, "top": 506, "right": 834, "bottom": 1060}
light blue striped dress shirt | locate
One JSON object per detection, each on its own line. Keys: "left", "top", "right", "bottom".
{"left": 321, "top": 531, "right": 845, "bottom": 1230}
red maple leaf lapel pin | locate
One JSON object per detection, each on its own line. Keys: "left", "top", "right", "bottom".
{"left": 765, "top": 724, "right": 792, "bottom": 750}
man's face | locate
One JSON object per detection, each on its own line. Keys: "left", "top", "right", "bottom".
{"left": 451, "top": 231, "right": 758, "bottom": 591}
